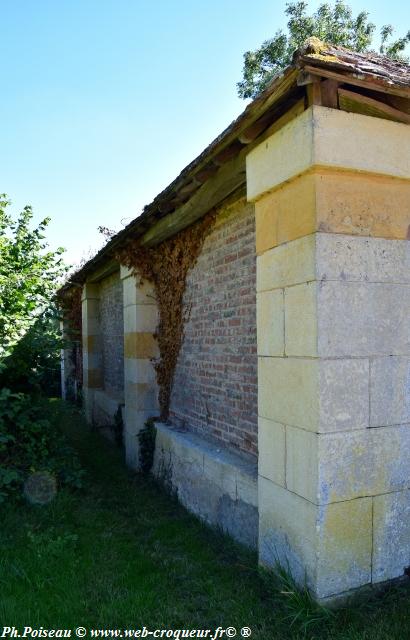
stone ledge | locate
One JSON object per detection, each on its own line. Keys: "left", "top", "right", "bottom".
{"left": 152, "top": 421, "right": 258, "bottom": 548}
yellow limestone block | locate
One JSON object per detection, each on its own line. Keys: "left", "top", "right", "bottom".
{"left": 257, "top": 234, "right": 316, "bottom": 293}
{"left": 81, "top": 283, "right": 99, "bottom": 302}
{"left": 258, "top": 417, "right": 286, "bottom": 487}
{"left": 124, "top": 332, "right": 159, "bottom": 359}
{"left": 124, "top": 304, "right": 158, "bottom": 334}
{"left": 255, "top": 173, "right": 317, "bottom": 255}
{"left": 285, "top": 282, "right": 318, "bottom": 357}
{"left": 84, "top": 368, "right": 103, "bottom": 389}
{"left": 315, "top": 170, "right": 410, "bottom": 240}
{"left": 256, "top": 290, "right": 284, "bottom": 356}
{"left": 259, "top": 477, "right": 372, "bottom": 598}
{"left": 255, "top": 169, "right": 410, "bottom": 255}
{"left": 247, "top": 105, "right": 410, "bottom": 203}
{"left": 258, "top": 357, "right": 319, "bottom": 431}
{"left": 286, "top": 426, "right": 318, "bottom": 504}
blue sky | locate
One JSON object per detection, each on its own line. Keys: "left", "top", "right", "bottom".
{"left": 1, "top": 0, "right": 409, "bottom": 265}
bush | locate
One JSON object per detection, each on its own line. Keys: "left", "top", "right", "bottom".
{"left": 0, "top": 389, "right": 84, "bottom": 503}
{"left": 137, "top": 417, "right": 157, "bottom": 474}
{"left": 0, "top": 311, "right": 63, "bottom": 395}
{"left": 0, "top": 195, "right": 67, "bottom": 394}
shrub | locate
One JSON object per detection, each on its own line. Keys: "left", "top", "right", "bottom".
{"left": 0, "top": 389, "right": 84, "bottom": 502}
{"left": 137, "top": 417, "right": 157, "bottom": 474}
{"left": 0, "top": 195, "right": 67, "bottom": 394}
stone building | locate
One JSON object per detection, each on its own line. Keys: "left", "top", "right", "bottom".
{"left": 60, "top": 40, "right": 410, "bottom": 604}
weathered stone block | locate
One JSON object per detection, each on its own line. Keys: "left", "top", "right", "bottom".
{"left": 258, "top": 477, "right": 318, "bottom": 588}
{"left": 373, "top": 489, "right": 410, "bottom": 583}
{"left": 124, "top": 304, "right": 158, "bottom": 334}
{"left": 255, "top": 173, "right": 316, "bottom": 254}
{"left": 370, "top": 356, "right": 410, "bottom": 426}
{"left": 123, "top": 276, "right": 156, "bottom": 307}
{"left": 255, "top": 173, "right": 410, "bottom": 254}
{"left": 203, "top": 454, "right": 237, "bottom": 501}
{"left": 82, "top": 316, "right": 100, "bottom": 338}
{"left": 124, "top": 429, "right": 139, "bottom": 468}
{"left": 316, "top": 233, "right": 410, "bottom": 284}
{"left": 120, "top": 265, "right": 133, "bottom": 280}
{"left": 257, "top": 234, "right": 316, "bottom": 292}
{"left": 236, "top": 467, "right": 258, "bottom": 508}
{"left": 315, "top": 175, "right": 410, "bottom": 242}
{"left": 123, "top": 406, "right": 154, "bottom": 437}
{"left": 319, "top": 426, "right": 410, "bottom": 503}
{"left": 82, "top": 297, "right": 99, "bottom": 319}
{"left": 81, "top": 283, "right": 99, "bottom": 302}
{"left": 312, "top": 108, "right": 410, "bottom": 181}
{"left": 125, "top": 382, "right": 158, "bottom": 411}
{"left": 124, "top": 332, "right": 159, "bottom": 359}
{"left": 285, "top": 282, "right": 317, "bottom": 357}
{"left": 248, "top": 106, "right": 410, "bottom": 202}
{"left": 123, "top": 276, "right": 138, "bottom": 307}
{"left": 259, "top": 357, "right": 368, "bottom": 433}
{"left": 93, "top": 389, "right": 123, "bottom": 427}
{"left": 286, "top": 426, "right": 318, "bottom": 503}
{"left": 258, "top": 418, "right": 285, "bottom": 487}
{"left": 318, "top": 358, "right": 369, "bottom": 432}
{"left": 258, "top": 357, "right": 318, "bottom": 430}
{"left": 259, "top": 478, "right": 372, "bottom": 598}
{"left": 153, "top": 423, "right": 258, "bottom": 548}
{"left": 257, "top": 290, "right": 284, "bottom": 356}
{"left": 316, "top": 496, "right": 372, "bottom": 598}
{"left": 247, "top": 107, "right": 314, "bottom": 201}
{"left": 124, "top": 357, "right": 157, "bottom": 385}
{"left": 318, "top": 281, "right": 410, "bottom": 357}
{"left": 288, "top": 426, "right": 410, "bottom": 504}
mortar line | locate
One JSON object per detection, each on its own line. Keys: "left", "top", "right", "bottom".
{"left": 258, "top": 471, "right": 409, "bottom": 508}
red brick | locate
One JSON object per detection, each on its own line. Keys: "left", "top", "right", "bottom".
{"left": 170, "top": 198, "right": 257, "bottom": 458}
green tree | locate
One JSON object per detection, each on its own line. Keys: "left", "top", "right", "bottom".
{"left": 238, "top": 1, "right": 410, "bottom": 99}
{"left": 0, "top": 195, "right": 67, "bottom": 387}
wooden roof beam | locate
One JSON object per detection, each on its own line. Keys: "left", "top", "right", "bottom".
{"left": 298, "top": 71, "right": 339, "bottom": 108}
{"left": 302, "top": 63, "right": 410, "bottom": 99}
{"left": 338, "top": 87, "right": 410, "bottom": 124}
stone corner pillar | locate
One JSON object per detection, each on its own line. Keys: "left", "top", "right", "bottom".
{"left": 247, "top": 104, "right": 410, "bottom": 602}
{"left": 81, "top": 282, "right": 102, "bottom": 424}
{"left": 60, "top": 318, "right": 76, "bottom": 401}
{"left": 121, "top": 265, "right": 159, "bottom": 469}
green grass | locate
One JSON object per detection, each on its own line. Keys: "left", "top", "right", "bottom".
{"left": 1, "top": 400, "right": 410, "bottom": 639}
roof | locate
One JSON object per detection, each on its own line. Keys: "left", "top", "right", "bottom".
{"left": 63, "top": 38, "right": 410, "bottom": 290}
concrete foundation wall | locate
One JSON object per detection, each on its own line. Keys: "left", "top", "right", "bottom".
{"left": 152, "top": 421, "right": 258, "bottom": 548}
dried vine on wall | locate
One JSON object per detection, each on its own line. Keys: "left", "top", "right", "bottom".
{"left": 116, "top": 212, "right": 216, "bottom": 420}
{"left": 57, "top": 285, "right": 83, "bottom": 386}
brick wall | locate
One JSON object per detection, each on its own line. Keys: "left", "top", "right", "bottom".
{"left": 99, "top": 271, "right": 124, "bottom": 397}
{"left": 169, "top": 197, "right": 258, "bottom": 458}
